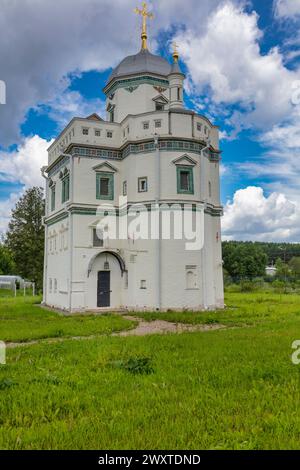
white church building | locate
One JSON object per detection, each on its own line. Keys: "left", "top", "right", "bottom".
{"left": 42, "top": 3, "right": 224, "bottom": 312}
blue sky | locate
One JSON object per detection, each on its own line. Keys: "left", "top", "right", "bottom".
{"left": 0, "top": 0, "right": 300, "bottom": 240}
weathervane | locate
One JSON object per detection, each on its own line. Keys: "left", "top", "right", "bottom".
{"left": 134, "top": 2, "right": 154, "bottom": 50}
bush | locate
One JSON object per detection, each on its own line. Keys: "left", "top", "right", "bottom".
{"left": 225, "top": 284, "right": 242, "bottom": 293}
{"left": 114, "top": 356, "right": 154, "bottom": 375}
{"left": 240, "top": 281, "right": 258, "bottom": 292}
{"left": 271, "top": 280, "right": 286, "bottom": 294}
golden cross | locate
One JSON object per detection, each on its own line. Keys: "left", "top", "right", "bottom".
{"left": 134, "top": 2, "right": 154, "bottom": 50}
{"left": 173, "top": 41, "right": 179, "bottom": 62}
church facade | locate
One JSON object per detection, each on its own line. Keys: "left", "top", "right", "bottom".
{"left": 42, "top": 5, "right": 224, "bottom": 312}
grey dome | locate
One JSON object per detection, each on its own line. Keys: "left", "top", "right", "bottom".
{"left": 108, "top": 49, "right": 171, "bottom": 82}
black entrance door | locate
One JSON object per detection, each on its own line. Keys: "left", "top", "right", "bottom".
{"left": 97, "top": 271, "right": 111, "bottom": 307}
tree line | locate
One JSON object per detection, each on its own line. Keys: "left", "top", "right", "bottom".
{"left": 222, "top": 241, "right": 300, "bottom": 282}
{"left": 0, "top": 187, "right": 44, "bottom": 291}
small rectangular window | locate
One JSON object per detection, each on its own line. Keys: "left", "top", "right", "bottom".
{"left": 138, "top": 177, "right": 148, "bottom": 193}
{"left": 143, "top": 122, "right": 149, "bottom": 130}
{"left": 82, "top": 128, "right": 89, "bottom": 135}
{"left": 177, "top": 88, "right": 181, "bottom": 101}
{"left": 155, "top": 120, "right": 162, "bottom": 128}
{"left": 93, "top": 228, "right": 104, "bottom": 247}
{"left": 96, "top": 172, "right": 114, "bottom": 200}
{"left": 107, "top": 131, "right": 113, "bottom": 138}
{"left": 95, "top": 129, "right": 101, "bottom": 137}
{"left": 140, "top": 280, "right": 147, "bottom": 289}
{"left": 204, "top": 126, "right": 208, "bottom": 135}
{"left": 197, "top": 123, "right": 202, "bottom": 131}
{"left": 127, "top": 126, "right": 130, "bottom": 134}
{"left": 177, "top": 166, "right": 194, "bottom": 194}
{"left": 123, "top": 181, "right": 127, "bottom": 196}
{"left": 155, "top": 103, "right": 164, "bottom": 111}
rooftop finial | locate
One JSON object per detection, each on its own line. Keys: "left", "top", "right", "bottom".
{"left": 134, "top": 2, "right": 154, "bottom": 50}
{"left": 173, "top": 42, "right": 179, "bottom": 63}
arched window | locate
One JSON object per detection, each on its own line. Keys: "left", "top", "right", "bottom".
{"left": 186, "top": 266, "right": 198, "bottom": 289}
{"left": 186, "top": 271, "right": 194, "bottom": 289}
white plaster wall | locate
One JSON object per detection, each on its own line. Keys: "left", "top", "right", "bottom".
{"left": 45, "top": 219, "right": 70, "bottom": 310}
{"left": 72, "top": 156, "right": 122, "bottom": 206}
{"left": 109, "top": 83, "right": 169, "bottom": 123}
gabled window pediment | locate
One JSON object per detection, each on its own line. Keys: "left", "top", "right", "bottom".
{"left": 172, "top": 154, "right": 197, "bottom": 166}
{"left": 92, "top": 161, "right": 118, "bottom": 173}
{"left": 152, "top": 94, "right": 169, "bottom": 104}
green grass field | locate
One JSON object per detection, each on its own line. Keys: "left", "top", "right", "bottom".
{"left": 0, "top": 296, "right": 134, "bottom": 342}
{"left": 0, "top": 293, "right": 300, "bottom": 449}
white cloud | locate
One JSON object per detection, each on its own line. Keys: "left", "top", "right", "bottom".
{"left": 222, "top": 186, "right": 300, "bottom": 241}
{"left": 42, "top": 91, "right": 106, "bottom": 130}
{"left": 0, "top": 135, "right": 52, "bottom": 188}
{"left": 174, "top": 1, "right": 300, "bottom": 131}
{"left": 0, "top": 135, "right": 51, "bottom": 234}
{"left": 233, "top": 104, "right": 300, "bottom": 202}
{"left": 274, "top": 0, "right": 300, "bottom": 18}
{"left": 0, "top": 193, "right": 21, "bottom": 235}
{"left": 0, "top": 0, "right": 234, "bottom": 147}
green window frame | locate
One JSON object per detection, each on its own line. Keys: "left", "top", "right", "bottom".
{"left": 51, "top": 186, "right": 56, "bottom": 211}
{"left": 177, "top": 166, "right": 194, "bottom": 195}
{"left": 61, "top": 176, "right": 70, "bottom": 203}
{"left": 96, "top": 172, "right": 114, "bottom": 200}
{"left": 138, "top": 177, "right": 148, "bottom": 193}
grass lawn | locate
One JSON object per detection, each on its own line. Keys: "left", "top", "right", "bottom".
{"left": 0, "top": 297, "right": 135, "bottom": 342}
{"left": 0, "top": 292, "right": 300, "bottom": 449}
{"left": 131, "top": 292, "right": 300, "bottom": 327}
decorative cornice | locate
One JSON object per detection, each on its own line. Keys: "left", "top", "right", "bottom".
{"left": 44, "top": 212, "right": 69, "bottom": 226}
{"left": 47, "top": 138, "right": 221, "bottom": 178}
{"left": 47, "top": 154, "right": 70, "bottom": 178}
{"left": 44, "top": 202, "right": 223, "bottom": 225}
{"left": 104, "top": 75, "right": 169, "bottom": 96}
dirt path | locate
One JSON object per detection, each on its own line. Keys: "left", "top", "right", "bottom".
{"left": 115, "top": 315, "right": 226, "bottom": 336}
{"left": 6, "top": 315, "right": 226, "bottom": 349}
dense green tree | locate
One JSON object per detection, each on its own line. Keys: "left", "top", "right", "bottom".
{"left": 0, "top": 244, "right": 15, "bottom": 275}
{"left": 222, "top": 242, "right": 267, "bottom": 280}
{"left": 289, "top": 257, "right": 300, "bottom": 276}
{"left": 222, "top": 241, "right": 300, "bottom": 266}
{"left": 5, "top": 187, "right": 45, "bottom": 291}
{"left": 274, "top": 257, "right": 290, "bottom": 280}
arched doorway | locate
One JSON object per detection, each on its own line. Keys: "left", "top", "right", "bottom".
{"left": 86, "top": 251, "right": 126, "bottom": 309}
